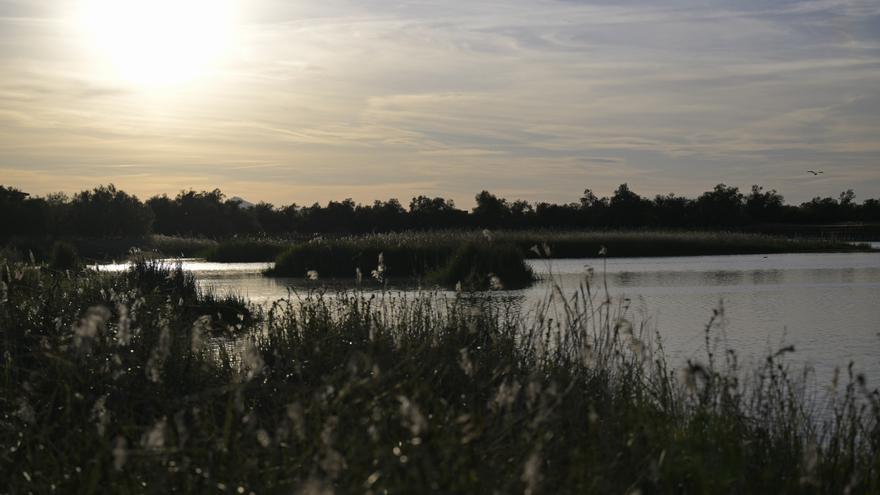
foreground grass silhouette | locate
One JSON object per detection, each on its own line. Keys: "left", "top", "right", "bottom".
{"left": 1, "top": 259, "right": 877, "bottom": 493}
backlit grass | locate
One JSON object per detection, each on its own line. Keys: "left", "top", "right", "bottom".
{"left": 0, "top": 258, "right": 877, "bottom": 493}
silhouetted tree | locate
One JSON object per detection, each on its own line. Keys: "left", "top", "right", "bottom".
{"left": 473, "top": 191, "right": 510, "bottom": 228}
{"left": 861, "top": 198, "right": 880, "bottom": 222}
{"left": 535, "top": 202, "right": 581, "bottom": 228}
{"left": 0, "top": 186, "right": 48, "bottom": 237}
{"left": 299, "top": 199, "right": 357, "bottom": 233}
{"left": 68, "top": 185, "right": 153, "bottom": 237}
{"left": 578, "top": 189, "right": 609, "bottom": 227}
{"left": 510, "top": 200, "right": 535, "bottom": 228}
{"left": 653, "top": 193, "right": 692, "bottom": 228}
{"left": 145, "top": 195, "right": 175, "bottom": 234}
{"left": 801, "top": 195, "right": 841, "bottom": 224}
{"left": 2, "top": 183, "right": 878, "bottom": 239}
{"left": 253, "top": 202, "right": 288, "bottom": 235}
{"left": 694, "top": 184, "right": 745, "bottom": 226}
{"left": 357, "top": 199, "right": 407, "bottom": 232}
{"left": 409, "top": 196, "right": 467, "bottom": 230}
{"left": 608, "top": 184, "right": 651, "bottom": 227}
{"left": 745, "top": 185, "right": 785, "bottom": 224}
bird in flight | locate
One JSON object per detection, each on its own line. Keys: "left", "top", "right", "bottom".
{"left": 807, "top": 170, "right": 824, "bottom": 175}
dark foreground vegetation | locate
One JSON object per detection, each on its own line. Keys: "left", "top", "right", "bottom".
{"left": 3, "top": 183, "right": 880, "bottom": 239}
{"left": 1, "top": 259, "right": 878, "bottom": 493}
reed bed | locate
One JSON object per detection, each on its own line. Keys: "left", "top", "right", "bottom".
{"left": 267, "top": 230, "right": 867, "bottom": 288}
{"left": 269, "top": 236, "right": 535, "bottom": 290}
{"left": 498, "top": 229, "right": 872, "bottom": 258}
{"left": 204, "top": 239, "right": 289, "bottom": 263}
{"left": 0, "top": 258, "right": 877, "bottom": 493}
{"left": 3, "top": 230, "right": 867, "bottom": 267}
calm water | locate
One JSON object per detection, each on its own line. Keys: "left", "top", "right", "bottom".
{"left": 95, "top": 251, "right": 880, "bottom": 386}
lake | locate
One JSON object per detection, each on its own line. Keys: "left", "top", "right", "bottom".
{"left": 95, "top": 251, "right": 880, "bottom": 387}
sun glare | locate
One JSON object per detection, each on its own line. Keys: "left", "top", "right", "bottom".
{"left": 77, "top": 0, "right": 238, "bottom": 87}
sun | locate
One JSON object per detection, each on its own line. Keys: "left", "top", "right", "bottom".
{"left": 77, "top": 0, "right": 238, "bottom": 87}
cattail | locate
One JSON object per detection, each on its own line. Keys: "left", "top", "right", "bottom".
{"left": 286, "top": 402, "right": 306, "bottom": 440}
{"left": 256, "top": 429, "right": 271, "bottom": 448}
{"left": 92, "top": 395, "right": 110, "bottom": 437}
{"left": 14, "top": 397, "right": 36, "bottom": 424}
{"left": 112, "top": 436, "right": 128, "bottom": 471}
{"left": 522, "top": 449, "right": 543, "bottom": 495}
{"left": 397, "top": 395, "right": 428, "bottom": 437}
{"left": 116, "top": 303, "right": 132, "bottom": 346}
{"left": 141, "top": 418, "right": 168, "bottom": 450}
{"left": 297, "top": 477, "right": 334, "bottom": 495}
{"left": 492, "top": 379, "right": 521, "bottom": 411}
{"left": 146, "top": 325, "right": 171, "bottom": 383}
{"left": 191, "top": 315, "right": 211, "bottom": 353}
{"left": 173, "top": 410, "right": 189, "bottom": 449}
{"left": 371, "top": 253, "right": 386, "bottom": 283}
{"left": 459, "top": 348, "right": 475, "bottom": 376}
{"left": 73, "top": 305, "right": 111, "bottom": 353}
{"left": 241, "top": 341, "right": 265, "bottom": 381}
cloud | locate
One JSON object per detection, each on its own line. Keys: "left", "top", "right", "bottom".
{"left": 0, "top": 0, "right": 877, "bottom": 205}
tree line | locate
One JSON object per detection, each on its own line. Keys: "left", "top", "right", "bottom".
{"left": 2, "top": 183, "right": 879, "bottom": 239}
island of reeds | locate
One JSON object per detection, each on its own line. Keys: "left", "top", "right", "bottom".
{"left": 1, "top": 257, "right": 877, "bottom": 493}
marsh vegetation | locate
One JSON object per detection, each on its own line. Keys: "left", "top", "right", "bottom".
{"left": 1, "top": 258, "right": 877, "bottom": 493}
{"left": 265, "top": 230, "right": 869, "bottom": 286}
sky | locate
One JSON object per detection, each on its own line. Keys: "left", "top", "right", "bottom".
{"left": 0, "top": 0, "right": 878, "bottom": 207}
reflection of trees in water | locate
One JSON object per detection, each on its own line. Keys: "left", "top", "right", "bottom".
{"left": 749, "top": 269, "right": 784, "bottom": 285}
{"left": 703, "top": 270, "right": 744, "bottom": 285}
{"left": 613, "top": 271, "right": 637, "bottom": 286}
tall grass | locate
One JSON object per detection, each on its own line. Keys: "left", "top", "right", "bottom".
{"left": 426, "top": 241, "right": 535, "bottom": 289}
{"left": 268, "top": 234, "right": 458, "bottom": 279}
{"left": 5, "top": 230, "right": 865, "bottom": 265}
{"left": 496, "top": 230, "right": 872, "bottom": 258}
{"left": 270, "top": 237, "right": 535, "bottom": 290}
{"left": 1, "top": 235, "right": 219, "bottom": 263}
{"left": 269, "top": 230, "right": 869, "bottom": 274}
{"left": 204, "top": 239, "right": 289, "bottom": 263}
{"left": 149, "top": 235, "right": 219, "bottom": 259}
{"left": 0, "top": 257, "right": 877, "bottom": 493}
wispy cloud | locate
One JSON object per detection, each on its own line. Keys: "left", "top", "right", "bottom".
{"left": 0, "top": 0, "right": 877, "bottom": 205}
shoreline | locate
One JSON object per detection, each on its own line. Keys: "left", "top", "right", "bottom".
{"left": 4, "top": 230, "right": 874, "bottom": 265}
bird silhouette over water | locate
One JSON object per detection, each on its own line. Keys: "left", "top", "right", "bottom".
{"left": 807, "top": 170, "right": 824, "bottom": 175}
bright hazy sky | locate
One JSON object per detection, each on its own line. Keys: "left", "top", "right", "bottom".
{"left": 1, "top": 0, "right": 878, "bottom": 206}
